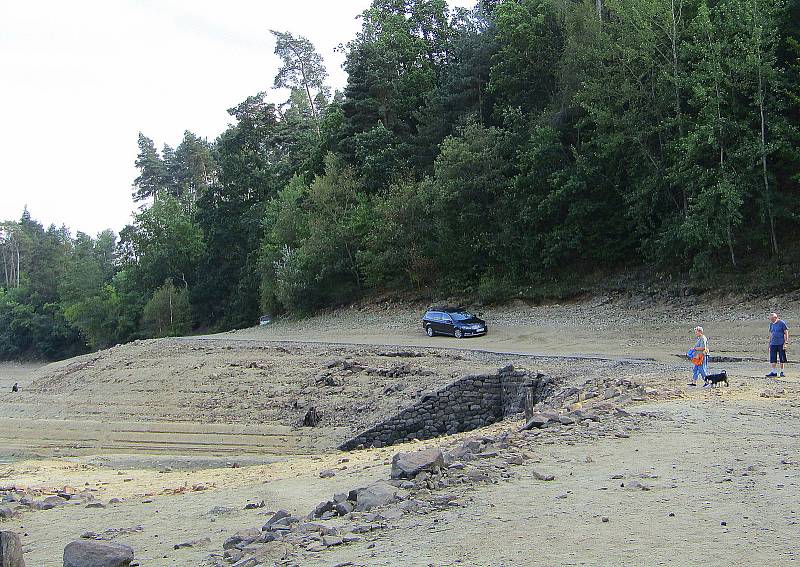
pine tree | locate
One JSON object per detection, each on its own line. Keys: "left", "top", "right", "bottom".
{"left": 132, "top": 133, "right": 168, "bottom": 204}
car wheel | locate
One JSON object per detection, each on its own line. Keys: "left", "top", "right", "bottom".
{"left": 454, "top": 329, "right": 463, "bottom": 339}
{"left": 426, "top": 325, "right": 434, "bottom": 337}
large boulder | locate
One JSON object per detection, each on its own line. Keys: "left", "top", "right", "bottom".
{"left": 390, "top": 448, "right": 444, "bottom": 479}
{"left": 63, "top": 540, "right": 133, "bottom": 567}
{"left": 354, "top": 481, "right": 399, "bottom": 512}
{"left": 1, "top": 531, "right": 25, "bottom": 567}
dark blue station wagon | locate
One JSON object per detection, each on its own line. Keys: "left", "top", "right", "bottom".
{"left": 422, "top": 308, "right": 487, "bottom": 338}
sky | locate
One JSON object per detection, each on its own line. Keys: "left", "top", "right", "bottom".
{"left": 0, "top": 0, "right": 474, "bottom": 236}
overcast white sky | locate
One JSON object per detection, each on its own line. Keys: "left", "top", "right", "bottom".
{"left": 1, "top": 0, "right": 474, "bottom": 236}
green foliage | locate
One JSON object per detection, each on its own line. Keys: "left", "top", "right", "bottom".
{"left": 132, "top": 133, "right": 168, "bottom": 203}
{"left": 0, "top": 285, "right": 86, "bottom": 361}
{"left": 124, "top": 193, "right": 205, "bottom": 294}
{"left": 358, "top": 180, "right": 438, "bottom": 289}
{"left": 489, "top": 0, "right": 567, "bottom": 115}
{"left": 476, "top": 274, "right": 514, "bottom": 305}
{"left": 141, "top": 280, "right": 192, "bottom": 338}
{"left": 259, "top": 156, "right": 367, "bottom": 314}
{"left": 6, "top": 0, "right": 800, "bottom": 361}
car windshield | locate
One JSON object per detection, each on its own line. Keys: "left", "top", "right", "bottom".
{"left": 449, "top": 312, "right": 474, "bottom": 321}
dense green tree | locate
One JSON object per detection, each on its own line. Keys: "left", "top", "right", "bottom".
{"left": 340, "top": 0, "right": 455, "bottom": 187}
{"left": 271, "top": 30, "right": 330, "bottom": 138}
{"left": 132, "top": 133, "right": 169, "bottom": 204}
{"left": 259, "top": 156, "right": 367, "bottom": 313}
{"left": 193, "top": 94, "right": 283, "bottom": 328}
{"left": 164, "top": 131, "right": 217, "bottom": 214}
{"left": 124, "top": 193, "right": 205, "bottom": 294}
{"left": 489, "top": 0, "right": 566, "bottom": 116}
{"left": 141, "top": 280, "right": 192, "bottom": 338}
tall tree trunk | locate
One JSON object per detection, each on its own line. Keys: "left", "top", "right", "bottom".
{"left": 2, "top": 246, "right": 8, "bottom": 288}
{"left": 726, "top": 221, "right": 737, "bottom": 268}
{"left": 596, "top": 0, "right": 603, "bottom": 21}
{"left": 477, "top": 81, "right": 483, "bottom": 124}
{"left": 344, "top": 241, "right": 362, "bottom": 291}
{"left": 752, "top": 3, "right": 779, "bottom": 257}
{"left": 670, "top": 0, "right": 687, "bottom": 215}
{"left": 14, "top": 239, "right": 20, "bottom": 287}
{"left": 298, "top": 62, "right": 321, "bottom": 140}
{"left": 708, "top": 25, "right": 736, "bottom": 268}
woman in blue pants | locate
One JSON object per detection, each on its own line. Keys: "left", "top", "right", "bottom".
{"left": 689, "top": 326, "right": 709, "bottom": 386}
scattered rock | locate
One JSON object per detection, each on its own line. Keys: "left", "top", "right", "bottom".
{"left": 322, "top": 535, "right": 344, "bottom": 547}
{"left": 262, "top": 510, "right": 291, "bottom": 530}
{"left": 173, "top": 537, "right": 210, "bottom": 550}
{"left": 319, "top": 469, "right": 336, "bottom": 479}
{"left": 222, "top": 529, "right": 261, "bottom": 550}
{"left": 63, "top": 540, "right": 134, "bottom": 567}
{"left": 532, "top": 470, "right": 555, "bottom": 482}
{"left": 354, "top": 482, "right": 399, "bottom": 512}
{"left": 390, "top": 448, "right": 444, "bottom": 479}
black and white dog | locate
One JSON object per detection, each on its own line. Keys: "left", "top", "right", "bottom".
{"left": 704, "top": 370, "right": 729, "bottom": 388}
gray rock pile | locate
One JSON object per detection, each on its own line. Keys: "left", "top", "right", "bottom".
{"left": 0, "top": 485, "right": 115, "bottom": 521}
{"left": 522, "top": 376, "right": 646, "bottom": 431}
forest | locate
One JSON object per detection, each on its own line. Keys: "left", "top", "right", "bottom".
{"left": 1, "top": 0, "right": 799, "bottom": 360}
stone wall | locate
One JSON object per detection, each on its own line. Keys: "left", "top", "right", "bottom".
{"left": 339, "top": 365, "right": 555, "bottom": 450}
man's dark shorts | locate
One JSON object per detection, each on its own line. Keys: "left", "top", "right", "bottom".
{"left": 770, "top": 344, "right": 787, "bottom": 364}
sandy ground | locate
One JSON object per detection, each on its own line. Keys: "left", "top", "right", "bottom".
{"left": 227, "top": 290, "right": 792, "bottom": 361}
{"left": 1, "top": 293, "right": 799, "bottom": 566}
{"left": 0, "top": 362, "right": 44, "bottom": 391}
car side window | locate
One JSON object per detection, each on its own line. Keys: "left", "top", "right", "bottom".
{"left": 441, "top": 313, "right": 452, "bottom": 322}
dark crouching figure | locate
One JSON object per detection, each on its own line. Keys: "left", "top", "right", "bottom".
{"left": 303, "top": 406, "right": 321, "bottom": 427}
{"left": 11, "top": 382, "right": 19, "bottom": 393}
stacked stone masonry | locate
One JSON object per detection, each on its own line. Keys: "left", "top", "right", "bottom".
{"left": 340, "top": 365, "right": 554, "bottom": 450}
